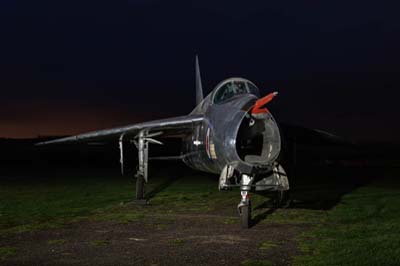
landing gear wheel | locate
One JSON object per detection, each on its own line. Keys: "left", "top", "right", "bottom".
{"left": 239, "top": 201, "right": 252, "bottom": 229}
{"left": 274, "top": 190, "right": 291, "bottom": 208}
{"left": 135, "top": 175, "right": 145, "bottom": 200}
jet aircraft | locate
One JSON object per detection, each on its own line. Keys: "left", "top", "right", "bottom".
{"left": 38, "top": 56, "right": 290, "bottom": 228}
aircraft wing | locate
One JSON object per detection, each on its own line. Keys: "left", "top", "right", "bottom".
{"left": 37, "top": 114, "right": 204, "bottom": 145}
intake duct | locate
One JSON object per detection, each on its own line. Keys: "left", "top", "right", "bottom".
{"left": 235, "top": 111, "right": 281, "bottom": 166}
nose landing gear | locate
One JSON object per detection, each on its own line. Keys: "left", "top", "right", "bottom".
{"left": 238, "top": 174, "right": 253, "bottom": 229}
{"left": 219, "top": 163, "right": 290, "bottom": 229}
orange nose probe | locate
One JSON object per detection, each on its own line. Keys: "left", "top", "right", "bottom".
{"left": 251, "top": 91, "right": 278, "bottom": 114}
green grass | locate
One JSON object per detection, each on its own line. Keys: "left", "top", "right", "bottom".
{"left": 170, "top": 238, "right": 185, "bottom": 245}
{"left": 294, "top": 175, "right": 400, "bottom": 266}
{"left": 89, "top": 240, "right": 109, "bottom": 247}
{"left": 258, "top": 240, "right": 278, "bottom": 250}
{"left": 47, "top": 239, "right": 67, "bottom": 245}
{"left": 92, "top": 210, "right": 146, "bottom": 223}
{"left": 0, "top": 172, "right": 137, "bottom": 235}
{"left": 222, "top": 217, "right": 237, "bottom": 225}
{"left": 0, "top": 247, "right": 17, "bottom": 260}
{"left": 147, "top": 177, "right": 238, "bottom": 211}
{"left": 241, "top": 259, "right": 272, "bottom": 266}
{"left": 3, "top": 166, "right": 400, "bottom": 265}
{"left": 0, "top": 170, "right": 250, "bottom": 235}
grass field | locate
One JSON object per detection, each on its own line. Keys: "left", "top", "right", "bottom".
{"left": 0, "top": 167, "right": 239, "bottom": 232}
{"left": 1, "top": 165, "right": 400, "bottom": 265}
{"left": 293, "top": 169, "right": 400, "bottom": 266}
{"left": 0, "top": 169, "right": 137, "bottom": 234}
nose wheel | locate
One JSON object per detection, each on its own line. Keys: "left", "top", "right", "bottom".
{"left": 238, "top": 199, "right": 252, "bottom": 229}
{"left": 229, "top": 166, "right": 290, "bottom": 229}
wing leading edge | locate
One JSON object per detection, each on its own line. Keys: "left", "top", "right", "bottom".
{"left": 37, "top": 115, "right": 204, "bottom": 145}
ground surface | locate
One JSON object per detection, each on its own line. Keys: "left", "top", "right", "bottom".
{"left": 1, "top": 164, "right": 400, "bottom": 266}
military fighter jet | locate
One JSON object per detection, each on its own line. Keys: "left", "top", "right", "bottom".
{"left": 38, "top": 56, "right": 290, "bottom": 228}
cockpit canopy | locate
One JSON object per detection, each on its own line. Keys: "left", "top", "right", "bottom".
{"left": 212, "top": 78, "right": 260, "bottom": 104}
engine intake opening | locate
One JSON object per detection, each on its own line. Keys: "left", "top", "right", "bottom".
{"left": 236, "top": 112, "right": 281, "bottom": 166}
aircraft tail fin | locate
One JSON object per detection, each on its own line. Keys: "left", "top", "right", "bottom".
{"left": 195, "top": 55, "right": 204, "bottom": 106}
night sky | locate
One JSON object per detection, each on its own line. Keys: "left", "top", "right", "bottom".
{"left": 1, "top": 1, "right": 399, "bottom": 142}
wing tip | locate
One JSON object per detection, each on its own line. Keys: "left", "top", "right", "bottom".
{"left": 34, "top": 136, "right": 77, "bottom": 146}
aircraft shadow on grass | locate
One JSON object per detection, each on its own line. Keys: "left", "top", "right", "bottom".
{"left": 251, "top": 163, "right": 372, "bottom": 227}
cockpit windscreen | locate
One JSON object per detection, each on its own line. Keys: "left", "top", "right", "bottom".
{"left": 213, "top": 80, "right": 258, "bottom": 104}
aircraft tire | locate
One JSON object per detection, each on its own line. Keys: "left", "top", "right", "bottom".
{"left": 239, "top": 202, "right": 251, "bottom": 229}
{"left": 274, "top": 190, "right": 291, "bottom": 208}
{"left": 136, "top": 176, "right": 145, "bottom": 200}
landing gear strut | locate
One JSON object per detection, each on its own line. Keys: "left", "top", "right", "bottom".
{"left": 134, "top": 130, "right": 148, "bottom": 204}
{"left": 132, "top": 130, "right": 163, "bottom": 204}
{"left": 237, "top": 174, "right": 253, "bottom": 229}
{"left": 238, "top": 191, "right": 252, "bottom": 229}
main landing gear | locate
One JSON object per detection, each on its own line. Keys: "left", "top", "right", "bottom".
{"left": 119, "top": 130, "right": 163, "bottom": 204}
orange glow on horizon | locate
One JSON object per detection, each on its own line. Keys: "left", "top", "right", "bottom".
{"left": 0, "top": 102, "right": 157, "bottom": 139}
